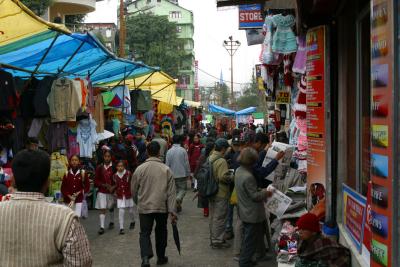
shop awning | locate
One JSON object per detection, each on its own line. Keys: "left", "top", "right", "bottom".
{"left": 100, "top": 71, "right": 179, "bottom": 106}
{"left": 208, "top": 104, "right": 235, "bottom": 116}
{"left": 0, "top": 0, "right": 69, "bottom": 46}
{"left": 236, "top": 107, "right": 257, "bottom": 115}
{"left": 0, "top": 0, "right": 156, "bottom": 85}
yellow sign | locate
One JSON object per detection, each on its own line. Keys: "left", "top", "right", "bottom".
{"left": 276, "top": 91, "right": 290, "bottom": 104}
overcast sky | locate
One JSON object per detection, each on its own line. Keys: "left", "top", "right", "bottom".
{"left": 86, "top": 0, "right": 261, "bottom": 91}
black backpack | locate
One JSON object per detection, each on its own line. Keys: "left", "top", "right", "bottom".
{"left": 196, "top": 157, "right": 220, "bottom": 198}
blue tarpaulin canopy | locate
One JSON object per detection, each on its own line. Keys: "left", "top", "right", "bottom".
{"left": 208, "top": 104, "right": 235, "bottom": 116}
{"left": 0, "top": 31, "right": 155, "bottom": 85}
{"left": 235, "top": 107, "right": 257, "bottom": 115}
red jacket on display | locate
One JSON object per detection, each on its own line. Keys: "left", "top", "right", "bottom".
{"left": 113, "top": 170, "right": 132, "bottom": 199}
{"left": 94, "top": 163, "right": 115, "bottom": 194}
{"left": 61, "top": 169, "right": 90, "bottom": 204}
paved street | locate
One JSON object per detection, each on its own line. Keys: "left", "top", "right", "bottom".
{"left": 82, "top": 191, "right": 277, "bottom": 267}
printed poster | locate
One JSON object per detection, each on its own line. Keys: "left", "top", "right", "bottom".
{"left": 371, "top": 0, "right": 394, "bottom": 266}
{"left": 343, "top": 184, "right": 367, "bottom": 252}
{"left": 306, "top": 26, "right": 327, "bottom": 209}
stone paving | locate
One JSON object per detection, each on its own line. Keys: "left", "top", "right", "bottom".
{"left": 82, "top": 191, "right": 277, "bottom": 267}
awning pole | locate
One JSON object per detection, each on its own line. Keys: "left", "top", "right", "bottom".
{"left": 57, "top": 40, "right": 85, "bottom": 75}
{"left": 89, "top": 57, "right": 110, "bottom": 77}
{"left": 29, "top": 33, "right": 60, "bottom": 79}
{"left": 135, "top": 71, "right": 156, "bottom": 89}
{"left": 110, "top": 65, "right": 140, "bottom": 90}
{"left": 151, "top": 81, "right": 174, "bottom": 96}
{"left": 0, "top": 63, "right": 54, "bottom": 75}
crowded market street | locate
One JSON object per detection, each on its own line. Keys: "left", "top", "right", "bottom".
{"left": 3, "top": 0, "right": 400, "bottom": 266}
{"left": 82, "top": 190, "right": 277, "bottom": 267}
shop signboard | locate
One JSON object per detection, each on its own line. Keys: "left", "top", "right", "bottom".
{"left": 238, "top": 4, "right": 264, "bottom": 29}
{"left": 276, "top": 91, "right": 290, "bottom": 104}
{"left": 342, "top": 184, "right": 367, "bottom": 252}
{"left": 370, "top": 0, "right": 394, "bottom": 266}
{"left": 305, "top": 25, "right": 328, "bottom": 209}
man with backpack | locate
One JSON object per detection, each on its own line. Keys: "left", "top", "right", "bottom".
{"left": 207, "top": 138, "right": 234, "bottom": 249}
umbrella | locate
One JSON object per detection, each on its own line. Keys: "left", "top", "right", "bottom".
{"left": 172, "top": 222, "right": 181, "bottom": 255}
{"left": 97, "top": 130, "right": 115, "bottom": 142}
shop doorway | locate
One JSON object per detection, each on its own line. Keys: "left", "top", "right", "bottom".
{"left": 356, "top": 5, "right": 371, "bottom": 196}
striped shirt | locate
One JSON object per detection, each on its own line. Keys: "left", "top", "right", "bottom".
{"left": 0, "top": 192, "right": 92, "bottom": 267}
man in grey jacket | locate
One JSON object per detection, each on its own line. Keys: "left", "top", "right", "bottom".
{"left": 235, "top": 147, "right": 271, "bottom": 267}
{"left": 132, "top": 142, "right": 177, "bottom": 267}
{"left": 166, "top": 134, "right": 190, "bottom": 212}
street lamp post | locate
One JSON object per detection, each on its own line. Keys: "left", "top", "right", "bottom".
{"left": 223, "top": 36, "right": 240, "bottom": 107}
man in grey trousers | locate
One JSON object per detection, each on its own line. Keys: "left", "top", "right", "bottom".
{"left": 166, "top": 134, "right": 191, "bottom": 213}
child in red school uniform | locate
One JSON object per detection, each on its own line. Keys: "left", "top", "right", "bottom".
{"left": 113, "top": 160, "right": 137, "bottom": 235}
{"left": 95, "top": 150, "right": 116, "bottom": 235}
{"left": 61, "top": 155, "right": 90, "bottom": 218}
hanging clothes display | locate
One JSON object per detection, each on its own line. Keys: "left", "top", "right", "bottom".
{"left": 113, "top": 86, "right": 131, "bottom": 115}
{"left": 130, "top": 90, "right": 152, "bottom": 112}
{"left": 49, "top": 152, "right": 68, "bottom": 199}
{"left": 271, "top": 14, "right": 297, "bottom": 54}
{"left": 33, "top": 76, "right": 56, "bottom": 117}
{"left": 67, "top": 126, "right": 79, "bottom": 159}
{"left": 47, "top": 77, "right": 81, "bottom": 122}
{"left": 93, "top": 94, "right": 105, "bottom": 133}
{"left": 0, "top": 70, "right": 18, "bottom": 113}
{"left": 46, "top": 122, "right": 68, "bottom": 153}
{"left": 77, "top": 117, "right": 98, "bottom": 158}
{"left": 292, "top": 36, "right": 307, "bottom": 74}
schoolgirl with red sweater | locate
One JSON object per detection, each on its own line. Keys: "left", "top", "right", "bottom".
{"left": 113, "top": 160, "right": 137, "bottom": 235}
{"left": 61, "top": 155, "right": 90, "bottom": 218}
{"left": 94, "top": 150, "right": 116, "bottom": 235}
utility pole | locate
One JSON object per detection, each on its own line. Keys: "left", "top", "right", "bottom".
{"left": 119, "top": 0, "right": 126, "bottom": 58}
{"left": 223, "top": 36, "right": 240, "bottom": 107}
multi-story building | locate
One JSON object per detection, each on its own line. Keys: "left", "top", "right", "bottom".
{"left": 45, "top": 0, "right": 103, "bottom": 23}
{"left": 126, "top": 0, "right": 195, "bottom": 100}
{"left": 74, "top": 23, "right": 117, "bottom": 53}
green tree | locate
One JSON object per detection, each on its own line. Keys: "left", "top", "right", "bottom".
{"left": 126, "top": 13, "right": 185, "bottom": 77}
{"left": 216, "top": 82, "right": 230, "bottom": 107}
{"left": 21, "top": 0, "right": 53, "bottom": 16}
{"left": 236, "top": 70, "right": 262, "bottom": 110}
{"left": 65, "top": 14, "right": 86, "bottom": 26}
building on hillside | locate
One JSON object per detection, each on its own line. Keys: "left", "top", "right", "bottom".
{"left": 126, "top": 0, "right": 195, "bottom": 100}
{"left": 73, "top": 23, "right": 117, "bottom": 53}
{"left": 45, "top": 0, "right": 104, "bottom": 24}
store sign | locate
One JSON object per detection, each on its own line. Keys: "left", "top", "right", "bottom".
{"left": 343, "top": 184, "right": 368, "bottom": 252}
{"left": 306, "top": 26, "right": 328, "bottom": 205}
{"left": 276, "top": 91, "right": 290, "bottom": 104}
{"left": 239, "top": 4, "right": 264, "bottom": 29}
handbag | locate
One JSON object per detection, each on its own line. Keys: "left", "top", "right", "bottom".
{"left": 230, "top": 187, "right": 237, "bottom": 205}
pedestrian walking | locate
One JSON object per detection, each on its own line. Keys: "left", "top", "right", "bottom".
{"left": 208, "top": 138, "right": 234, "bottom": 249}
{"left": 0, "top": 149, "right": 92, "bottom": 266}
{"left": 61, "top": 154, "right": 90, "bottom": 218}
{"left": 153, "top": 128, "right": 168, "bottom": 162}
{"left": 188, "top": 133, "right": 204, "bottom": 191}
{"left": 235, "top": 147, "right": 272, "bottom": 267}
{"left": 194, "top": 140, "right": 215, "bottom": 217}
{"left": 166, "top": 134, "right": 190, "bottom": 213}
{"left": 113, "top": 160, "right": 137, "bottom": 235}
{"left": 95, "top": 150, "right": 116, "bottom": 235}
{"left": 131, "top": 141, "right": 177, "bottom": 267}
